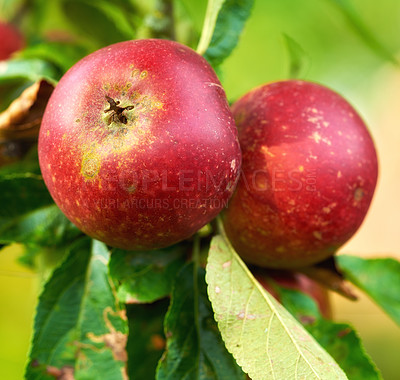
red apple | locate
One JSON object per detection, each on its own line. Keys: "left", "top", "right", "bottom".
{"left": 255, "top": 270, "right": 331, "bottom": 319}
{"left": 0, "top": 21, "right": 24, "bottom": 60}
{"left": 223, "top": 80, "right": 378, "bottom": 268}
{"left": 39, "top": 39, "right": 241, "bottom": 250}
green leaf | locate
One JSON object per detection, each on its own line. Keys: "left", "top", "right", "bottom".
{"left": 0, "top": 58, "right": 60, "bottom": 84}
{"left": 17, "top": 244, "right": 65, "bottom": 270}
{"left": 0, "top": 204, "right": 81, "bottom": 246}
{"left": 156, "top": 263, "right": 245, "bottom": 380}
{"left": 18, "top": 42, "right": 89, "bottom": 74}
{"left": 308, "top": 322, "right": 381, "bottom": 380}
{"left": 26, "top": 238, "right": 128, "bottom": 380}
{"left": 0, "top": 172, "right": 53, "bottom": 218}
{"left": 327, "top": 0, "right": 398, "bottom": 65}
{"left": 337, "top": 255, "right": 400, "bottom": 327}
{"left": 197, "top": 0, "right": 225, "bottom": 55}
{"left": 109, "top": 244, "right": 188, "bottom": 304}
{"left": 0, "top": 146, "right": 41, "bottom": 175}
{"left": 0, "top": 0, "right": 23, "bottom": 19}
{"left": 61, "top": 0, "right": 136, "bottom": 47}
{"left": 0, "top": 79, "right": 32, "bottom": 112}
{"left": 283, "top": 33, "right": 309, "bottom": 79}
{"left": 203, "top": 0, "right": 254, "bottom": 67}
{"left": 206, "top": 235, "right": 347, "bottom": 380}
{"left": 126, "top": 300, "right": 169, "bottom": 380}
{"left": 279, "top": 288, "right": 382, "bottom": 380}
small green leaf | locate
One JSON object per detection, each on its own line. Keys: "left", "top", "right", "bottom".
{"left": 197, "top": 0, "right": 225, "bottom": 55}
{"left": 26, "top": 238, "right": 128, "bottom": 380}
{"left": 0, "top": 172, "right": 53, "bottom": 218}
{"left": 206, "top": 235, "right": 347, "bottom": 380}
{"left": 0, "top": 58, "right": 60, "bottom": 84}
{"left": 61, "top": 0, "right": 136, "bottom": 47}
{"left": 327, "top": 0, "right": 398, "bottom": 65}
{"left": 203, "top": 0, "right": 254, "bottom": 67}
{"left": 0, "top": 149, "right": 45, "bottom": 219}
{"left": 18, "top": 42, "right": 89, "bottom": 74}
{"left": 0, "top": 204, "right": 81, "bottom": 246}
{"left": 0, "top": 147, "right": 40, "bottom": 175}
{"left": 0, "top": 79, "right": 32, "bottom": 112}
{"left": 156, "top": 263, "right": 245, "bottom": 380}
{"left": 17, "top": 244, "right": 67, "bottom": 270}
{"left": 279, "top": 288, "right": 382, "bottom": 380}
{"left": 127, "top": 300, "right": 169, "bottom": 380}
{"left": 308, "top": 321, "right": 381, "bottom": 380}
{"left": 109, "top": 243, "right": 188, "bottom": 304}
{"left": 337, "top": 255, "right": 400, "bottom": 327}
{"left": 0, "top": 0, "right": 23, "bottom": 19}
{"left": 283, "top": 33, "right": 309, "bottom": 79}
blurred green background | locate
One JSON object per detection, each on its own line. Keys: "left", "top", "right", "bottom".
{"left": 1, "top": 0, "right": 400, "bottom": 378}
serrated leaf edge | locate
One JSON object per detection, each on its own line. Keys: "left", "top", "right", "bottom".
{"left": 206, "top": 235, "right": 347, "bottom": 380}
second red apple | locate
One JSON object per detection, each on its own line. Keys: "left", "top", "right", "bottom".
{"left": 224, "top": 80, "right": 378, "bottom": 268}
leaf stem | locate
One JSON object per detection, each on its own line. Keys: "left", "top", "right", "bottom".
{"left": 215, "top": 214, "right": 228, "bottom": 242}
{"left": 196, "top": 0, "right": 224, "bottom": 55}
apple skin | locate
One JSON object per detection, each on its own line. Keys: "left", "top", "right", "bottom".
{"left": 223, "top": 80, "right": 378, "bottom": 268}
{"left": 255, "top": 271, "right": 331, "bottom": 319}
{"left": 0, "top": 21, "right": 24, "bottom": 60}
{"left": 39, "top": 39, "right": 241, "bottom": 250}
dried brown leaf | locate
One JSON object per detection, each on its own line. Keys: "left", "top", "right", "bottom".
{"left": 0, "top": 79, "right": 53, "bottom": 140}
{"left": 86, "top": 307, "right": 128, "bottom": 362}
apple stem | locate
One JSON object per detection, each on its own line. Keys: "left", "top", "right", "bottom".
{"left": 104, "top": 95, "right": 134, "bottom": 125}
{"left": 299, "top": 266, "right": 358, "bottom": 301}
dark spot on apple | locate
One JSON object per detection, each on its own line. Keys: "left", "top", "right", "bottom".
{"left": 126, "top": 185, "right": 136, "bottom": 193}
{"left": 104, "top": 95, "right": 134, "bottom": 125}
{"left": 354, "top": 187, "right": 364, "bottom": 201}
{"left": 81, "top": 153, "right": 101, "bottom": 179}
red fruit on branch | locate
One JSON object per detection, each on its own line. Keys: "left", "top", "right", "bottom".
{"left": 0, "top": 21, "right": 24, "bottom": 60}
{"left": 39, "top": 39, "right": 241, "bottom": 250}
{"left": 223, "top": 80, "right": 378, "bottom": 268}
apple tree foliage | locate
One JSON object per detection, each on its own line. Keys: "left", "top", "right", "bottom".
{"left": 0, "top": 0, "right": 400, "bottom": 379}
